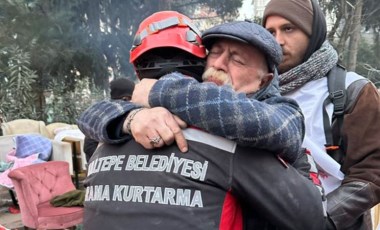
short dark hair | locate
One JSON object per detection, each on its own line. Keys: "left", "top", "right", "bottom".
{"left": 110, "top": 78, "right": 135, "bottom": 100}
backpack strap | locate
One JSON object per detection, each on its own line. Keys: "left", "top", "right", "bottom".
{"left": 323, "top": 64, "right": 347, "bottom": 163}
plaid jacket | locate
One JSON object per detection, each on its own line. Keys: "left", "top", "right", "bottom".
{"left": 77, "top": 72, "right": 304, "bottom": 163}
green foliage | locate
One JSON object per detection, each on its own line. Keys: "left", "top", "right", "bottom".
{"left": 361, "top": 0, "right": 380, "bottom": 32}
{"left": 0, "top": 0, "right": 243, "bottom": 123}
{"left": 319, "top": 0, "right": 379, "bottom": 75}
{"left": 0, "top": 45, "right": 39, "bottom": 120}
{"left": 253, "top": 16, "right": 263, "bottom": 25}
{"left": 339, "top": 36, "right": 380, "bottom": 86}
{"left": 356, "top": 40, "right": 377, "bottom": 73}
{"left": 355, "top": 40, "right": 380, "bottom": 87}
{"left": 44, "top": 78, "right": 105, "bottom": 124}
{"left": 0, "top": 0, "right": 107, "bottom": 123}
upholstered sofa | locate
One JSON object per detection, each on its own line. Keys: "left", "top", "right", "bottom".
{"left": 0, "top": 134, "right": 73, "bottom": 175}
{"left": 0, "top": 119, "right": 82, "bottom": 175}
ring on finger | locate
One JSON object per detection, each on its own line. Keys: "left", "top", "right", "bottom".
{"left": 149, "top": 136, "right": 161, "bottom": 146}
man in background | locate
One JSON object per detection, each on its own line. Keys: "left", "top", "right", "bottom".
{"left": 263, "top": 0, "right": 380, "bottom": 229}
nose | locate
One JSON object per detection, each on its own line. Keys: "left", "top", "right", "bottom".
{"left": 209, "top": 52, "right": 228, "bottom": 72}
{"left": 274, "top": 32, "right": 285, "bottom": 46}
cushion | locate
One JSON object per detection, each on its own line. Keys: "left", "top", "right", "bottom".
{"left": 15, "top": 134, "right": 52, "bottom": 161}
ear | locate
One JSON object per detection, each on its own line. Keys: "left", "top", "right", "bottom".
{"left": 259, "top": 73, "right": 274, "bottom": 88}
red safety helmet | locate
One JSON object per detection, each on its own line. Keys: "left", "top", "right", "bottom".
{"left": 130, "top": 11, "right": 206, "bottom": 80}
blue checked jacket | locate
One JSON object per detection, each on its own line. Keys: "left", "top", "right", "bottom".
{"left": 77, "top": 72, "right": 304, "bottom": 163}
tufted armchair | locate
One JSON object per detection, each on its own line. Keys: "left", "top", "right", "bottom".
{"left": 8, "top": 161, "right": 83, "bottom": 229}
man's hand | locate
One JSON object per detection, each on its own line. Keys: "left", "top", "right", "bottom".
{"left": 131, "top": 78, "right": 157, "bottom": 107}
{"left": 123, "top": 107, "right": 188, "bottom": 152}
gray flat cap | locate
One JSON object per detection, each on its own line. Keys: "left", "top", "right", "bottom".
{"left": 202, "top": 20, "right": 282, "bottom": 71}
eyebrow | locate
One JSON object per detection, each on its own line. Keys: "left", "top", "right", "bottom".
{"left": 280, "top": 22, "right": 296, "bottom": 29}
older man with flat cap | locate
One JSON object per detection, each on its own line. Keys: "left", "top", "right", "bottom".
{"left": 83, "top": 20, "right": 326, "bottom": 230}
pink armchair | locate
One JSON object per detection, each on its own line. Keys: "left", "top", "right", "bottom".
{"left": 8, "top": 161, "right": 83, "bottom": 229}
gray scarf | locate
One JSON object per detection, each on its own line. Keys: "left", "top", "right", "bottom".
{"left": 279, "top": 41, "right": 339, "bottom": 94}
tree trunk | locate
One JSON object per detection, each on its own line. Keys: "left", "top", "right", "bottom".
{"left": 375, "top": 29, "right": 380, "bottom": 70}
{"left": 347, "top": 0, "right": 363, "bottom": 72}
{"left": 328, "top": 10, "right": 342, "bottom": 43}
{"left": 337, "top": 0, "right": 352, "bottom": 62}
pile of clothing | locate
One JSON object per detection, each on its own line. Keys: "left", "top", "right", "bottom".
{"left": 0, "top": 134, "right": 52, "bottom": 188}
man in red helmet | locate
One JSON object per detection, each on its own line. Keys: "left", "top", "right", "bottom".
{"left": 80, "top": 12, "right": 327, "bottom": 229}
{"left": 129, "top": 11, "right": 206, "bottom": 81}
